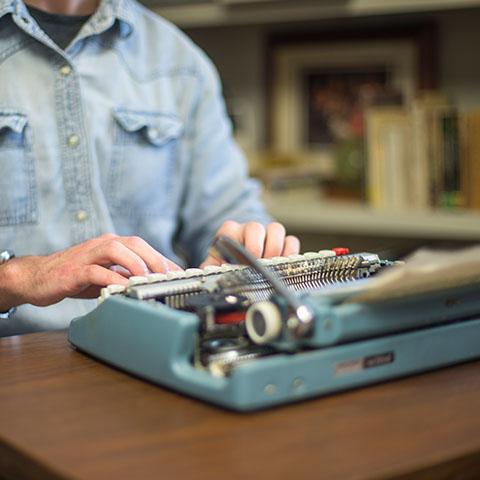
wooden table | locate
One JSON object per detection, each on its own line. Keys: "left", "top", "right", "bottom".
{"left": 1, "top": 332, "right": 480, "bottom": 480}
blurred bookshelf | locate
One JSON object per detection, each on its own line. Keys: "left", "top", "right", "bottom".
{"left": 263, "top": 189, "right": 480, "bottom": 240}
{"left": 145, "top": 0, "right": 480, "bottom": 251}
{"left": 148, "top": 0, "right": 480, "bottom": 28}
{"left": 258, "top": 93, "right": 480, "bottom": 247}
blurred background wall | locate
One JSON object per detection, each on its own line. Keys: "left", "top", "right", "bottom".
{"left": 142, "top": 1, "right": 480, "bottom": 259}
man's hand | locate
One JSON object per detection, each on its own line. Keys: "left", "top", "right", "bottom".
{"left": 0, "top": 233, "right": 182, "bottom": 310}
{"left": 201, "top": 221, "right": 300, "bottom": 267}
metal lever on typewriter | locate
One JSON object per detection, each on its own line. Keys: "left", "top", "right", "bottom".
{"left": 211, "top": 236, "right": 315, "bottom": 344}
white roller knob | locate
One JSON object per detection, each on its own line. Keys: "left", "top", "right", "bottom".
{"left": 246, "top": 301, "right": 283, "bottom": 345}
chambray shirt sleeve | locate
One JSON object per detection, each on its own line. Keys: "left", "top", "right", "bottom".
{"left": 178, "top": 51, "right": 271, "bottom": 266}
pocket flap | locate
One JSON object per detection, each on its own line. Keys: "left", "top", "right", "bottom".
{"left": 113, "top": 108, "right": 183, "bottom": 146}
{"left": 0, "top": 110, "right": 28, "bottom": 134}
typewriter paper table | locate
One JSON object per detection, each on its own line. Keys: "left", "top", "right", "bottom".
{"left": 1, "top": 331, "right": 480, "bottom": 480}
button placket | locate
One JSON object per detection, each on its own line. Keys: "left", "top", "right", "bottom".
{"left": 55, "top": 58, "right": 96, "bottom": 244}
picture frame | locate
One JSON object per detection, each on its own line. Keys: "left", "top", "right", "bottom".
{"left": 266, "top": 26, "right": 437, "bottom": 191}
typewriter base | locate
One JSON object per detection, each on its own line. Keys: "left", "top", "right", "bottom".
{"left": 69, "top": 296, "right": 480, "bottom": 411}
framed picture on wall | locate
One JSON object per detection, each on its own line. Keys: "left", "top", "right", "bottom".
{"left": 266, "top": 26, "right": 437, "bottom": 197}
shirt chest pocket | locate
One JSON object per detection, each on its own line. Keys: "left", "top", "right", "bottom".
{"left": 0, "top": 111, "right": 37, "bottom": 226}
{"left": 107, "top": 108, "right": 183, "bottom": 216}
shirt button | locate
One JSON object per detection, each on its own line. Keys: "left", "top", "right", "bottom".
{"left": 68, "top": 134, "right": 80, "bottom": 148}
{"left": 76, "top": 210, "right": 88, "bottom": 222}
{"left": 60, "top": 65, "right": 72, "bottom": 76}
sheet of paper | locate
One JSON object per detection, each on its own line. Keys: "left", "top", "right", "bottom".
{"left": 348, "top": 245, "right": 480, "bottom": 304}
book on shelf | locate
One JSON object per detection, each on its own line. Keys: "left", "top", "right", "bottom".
{"left": 440, "top": 109, "right": 464, "bottom": 208}
{"left": 365, "top": 93, "right": 474, "bottom": 211}
{"left": 411, "top": 93, "right": 450, "bottom": 209}
{"left": 460, "top": 111, "right": 480, "bottom": 210}
{"left": 365, "top": 106, "right": 411, "bottom": 210}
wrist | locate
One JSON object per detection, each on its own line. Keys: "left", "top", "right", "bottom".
{"left": 0, "top": 256, "right": 26, "bottom": 312}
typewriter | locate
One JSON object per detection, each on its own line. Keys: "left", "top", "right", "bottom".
{"left": 69, "top": 239, "right": 480, "bottom": 411}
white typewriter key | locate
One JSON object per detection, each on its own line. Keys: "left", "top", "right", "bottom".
{"left": 107, "top": 284, "right": 126, "bottom": 294}
{"left": 221, "top": 264, "right": 235, "bottom": 272}
{"left": 258, "top": 258, "right": 272, "bottom": 265}
{"left": 203, "top": 265, "right": 222, "bottom": 274}
{"left": 100, "top": 287, "right": 110, "bottom": 300}
{"left": 246, "top": 301, "right": 283, "bottom": 345}
{"left": 304, "top": 252, "right": 321, "bottom": 259}
{"left": 287, "top": 254, "right": 304, "bottom": 262}
{"left": 184, "top": 268, "right": 204, "bottom": 278}
{"left": 166, "top": 271, "right": 184, "bottom": 280}
{"left": 127, "top": 276, "right": 148, "bottom": 286}
{"left": 272, "top": 256, "right": 287, "bottom": 264}
{"left": 98, "top": 284, "right": 124, "bottom": 303}
{"left": 147, "top": 273, "right": 167, "bottom": 283}
{"left": 318, "top": 250, "right": 336, "bottom": 257}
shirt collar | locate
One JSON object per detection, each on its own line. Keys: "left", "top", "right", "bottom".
{"left": 0, "top": 0, "right": 16, "bottom": 19}
{"left": 0, "top": 0, "right": 135, "bottom": 38}
{"left": 116, "top": 0, "right": 135, "bottom": 38}
{"left": 91, "top": 0, "right": 135, "bottom": 39}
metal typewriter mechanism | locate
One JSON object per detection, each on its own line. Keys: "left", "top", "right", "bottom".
{"left": 98, "top": 238, "right": 388, "bottom": 375}
{"left": 69, "top": 240, "right": 480, "bottom": 411}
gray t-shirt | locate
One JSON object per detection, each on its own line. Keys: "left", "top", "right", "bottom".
{"left": 27, "top": 6, "right": 89, "bottom": 49}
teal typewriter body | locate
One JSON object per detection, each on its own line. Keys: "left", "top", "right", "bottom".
{"left": 68, "top": 247, "right": 480, "bottom": 411}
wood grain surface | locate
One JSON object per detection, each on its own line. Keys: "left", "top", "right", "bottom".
{"left": 1, "top": 331, "right": 480, "bottom": 480}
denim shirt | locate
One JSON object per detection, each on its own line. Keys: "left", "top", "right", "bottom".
{"left": 0, "top": 0, "right": 269, "bottom": 336}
